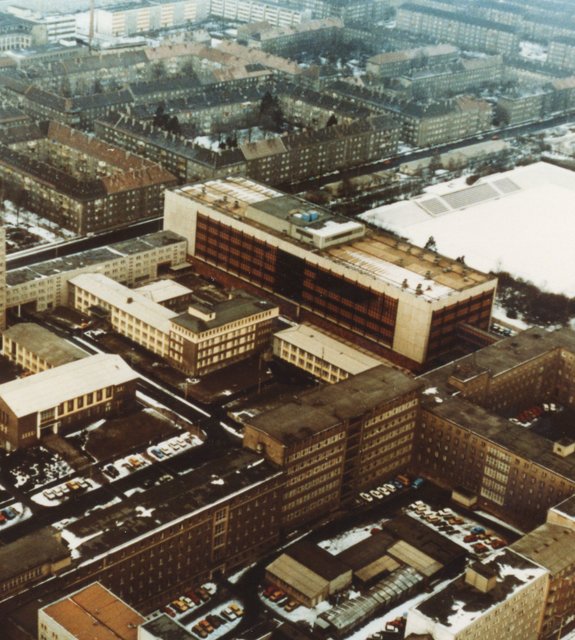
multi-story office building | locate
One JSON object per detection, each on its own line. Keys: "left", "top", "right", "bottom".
{"left": 416, "top": 327, "right": 575, "bottom": 528}
{"left": 69, "top": 272, "right": 279, "bottom": 376}
{"left": 70, "top": 273, "right": 176, "bottom": 358}
{"left": 243, "top": 365, "right": 422, "bottom": 528}
{"left": 405, "top": 549, "right": 549, "bottom": 640}
{"left": 397, "top": 3, "right": 520, "bottom": 56}
{"left": 273, "top": 323, "right": 383, "bottom": 384}
{"left": 6, "top": 231, "right": 187, "bottom": 315}
{"left": 163, "top": 177, "right": 496, "bottom": 369}
{"left": 0, "top": 353, "right": 138, "bottom": 451}
{"left": 512, "top": 496, "right": 575, "bottom": 640}
{"left": 2, "top": 323, "right": 86, "bottom": 374}
{"left": 0, "top": 121, "right": 177, "bottom": 235}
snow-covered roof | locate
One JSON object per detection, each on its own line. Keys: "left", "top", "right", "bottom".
{"left": 0, "top": 354, "right": 138, "bottom": 417}
{"left": 360, "top": 162, "right": 575, "bottom": 296}
{"left": 410, "top": 548, "right": 548, "bottom": 634}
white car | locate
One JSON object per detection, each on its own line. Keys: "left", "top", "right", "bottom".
{"left": 359, "top": 492, "right": 374, "bottom": 503}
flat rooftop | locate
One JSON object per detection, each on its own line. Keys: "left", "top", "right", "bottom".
{"left": 414, "top": 549, "right": 546, "bottom": 632}
{"left": 173, "top": 292, "right": 277, "bottom": 333}
{"left": 62, "top": 449, "right": 280, "bottom": 562}
{"left": 3, "top": 322, "right": 87, "bottom": 367}
{"left": 7, "top": 231, "right": 185, "bottom": 286}
{"left": 174, "top": 178, "right": 491, "bottom": 300}
{"left": 248, "top": 365, "right": 421, "bottom": 444}
{"left": 361, "top": 162, "right": 575, "bottom": 297}
{"left": 0, "top": 527, "right": 69, "bottom": 583}
{"left": 274, "top": 324, "right": 383, "bottom": 375}
{"left": 422, "top": 327, "right": 575, "bottom": 391}
{"left": 42, "top": 582, "right": 143, "bottom": 640}
{"left": 71, "top": 273, "right": 177, "bottom": 334}
{"left": 511, "top": 523, "right": 575, "bottom": 575}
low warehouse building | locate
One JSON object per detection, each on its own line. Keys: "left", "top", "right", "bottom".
{"left": 265, "top": 541, "right": 352, "bottom": 607}
{"left": 2, "top": 322, "right": 87, "bottom": 374}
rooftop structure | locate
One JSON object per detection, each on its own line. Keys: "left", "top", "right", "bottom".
{"left": 405, "top": 549, "right": 548, "bottom": 639}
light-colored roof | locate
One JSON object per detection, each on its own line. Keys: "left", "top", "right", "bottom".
{"left": 388, "top": 540, "right": 442, "bottom": 577}
{"left": 355, "top": 555, "right": 400, "bottom": 584}
{"left": 266, "top": 554, "right": 329, "bottom": 600}
{"left": 0, "top": 354, "right": 138, "bottom": 417}
{"left": 42, "top": 582, "right": 143, "bottom": 640}
{"left": 510, "top": 523, "right": 575, "bottom": 576}
{"left": 135, "top": 279, "right": 192, "bottom": 304}
{"left": 274, "top": 324, "right": 382, "bottom": 375}
{"left": 71, "top": 273, "right": 177, "bottom": 334}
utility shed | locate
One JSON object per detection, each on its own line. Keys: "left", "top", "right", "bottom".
{"left": 265, "top": 540, "right": 352, "bottom": 607}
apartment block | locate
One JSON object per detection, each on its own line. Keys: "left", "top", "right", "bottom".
{"left": 76, "top": 0, "right": 209, "bottom": 39}
{"left": 0, "top": 121, "right": 176, "bottom": 235}
{"left": 366, "top": 44, "right": 459, "bottom": 79}
{"left": 0, "top": 354, "right": 138, "bottom": 450}
{"left": 209, "top": 0, "right": 306, "bottom": 27}
{"left": 397, "top": 3, "right": 520, "bottom": 56}
{"left": 391, "top": 96, "right": 493, "bottom": 147}
{"left": 164, "top": 177, "right": 496, "bottom": 369}
{"left": 548, "top": 37, "right": 575, "bottom": 72}
{"left": 243, "top": 365, "right": 422, "bottom": 528}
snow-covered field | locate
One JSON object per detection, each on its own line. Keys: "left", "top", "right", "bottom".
{"left": 361, "top": 163, "right": 575, "bottom": 297}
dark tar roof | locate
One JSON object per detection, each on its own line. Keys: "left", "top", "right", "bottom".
{"left": 249, "top": 366, "right": 421, "bottom": 444}
{"left": 64, "top": 449, "right": 280, "bottom": 560}
{"left": 286, "top": 540, "right": 351, "bottom": 581}
{"left": 416, "top": 549, "right": 544, "bottom": 628}
{"left": 7, "top": 231, "right": 185, "bottom": 286}
{"left": 172, "top": 292, "right": 276, "bottom": 333}
{"left": 0, "top": 527, "right": 69, "bottom": 582}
